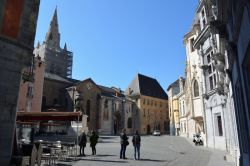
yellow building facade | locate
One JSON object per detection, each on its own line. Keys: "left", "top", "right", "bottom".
{"left": 138, "top": 95, "right": 168, "bottom": 135}
{"left": 126, "top": 74, "right": 169, "bottom": 135}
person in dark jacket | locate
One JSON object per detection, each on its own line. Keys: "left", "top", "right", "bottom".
{"left": 90, "top": 130, "right": 99, "bottom": 155}
{"left": 120, "top": 129, "right": 129, "bottom": 159}
{"left": 132, "top": 130, "right": 141, "bottom": 160}
{"left": 79, "top": 131, "right": 87, "bottom": 156}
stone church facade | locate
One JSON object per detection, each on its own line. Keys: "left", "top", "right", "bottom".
{"left": 67, "top": 78, "right": 137, "bottom": 135}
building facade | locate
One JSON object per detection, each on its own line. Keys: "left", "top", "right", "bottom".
{"left": 126, "top": 74, "right": 169, "bottom": 135}
{"left": 167, "top": 79, "right": 182, "bottom": 136}
{"left": 190, "top": 0, "right": 240, "bottom": 164}
{"left": 18, "top": 57, "right": 45, "bottom": 112}
{"left": 67, "top": 78, "right": 137, "bottom": 135}
{"left": 0, "top": 0, "right": 40, "bottom": 164}
{"left": 183, "top": 25, "right": 206, "bottom": 142}
{"left": 213, "top": 0, "right": 250, "bottom": 165}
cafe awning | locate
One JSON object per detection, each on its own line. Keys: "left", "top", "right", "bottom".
{"left": 16, "top": 112, "right": 82, "bottom": 121}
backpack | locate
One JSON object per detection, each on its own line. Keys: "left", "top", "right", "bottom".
{"left": 133, "top": 134, "right": 140, "bottom": 144}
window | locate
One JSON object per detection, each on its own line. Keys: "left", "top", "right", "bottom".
{"left": 103, "top": 99, "right": 108, "bottom": 120}
{"left": 206, "top": 51, "right": 217, "bottom": 91}
{"left": 127, "top": 118, "right": 132, "bottom": 128}
{"left": 182, "top": 101, "right": 185, "bottom": 116}
{"left": 147, "top": 109, "right": 149, "bottom": 117}
{"left": 86, "top": 100, "right": 90, "bottom": 122}
{"left": 143, "top": 99, "right": 145, "bottom": 105}
{"left": 147, "top": 99, "right": 150, "bottom": 105}
{"left": 104, "top": 99, "right": 108, "bottom": 108}
{"left": 160, "top": 102, "right": 162, "bottom": 107}
{"left": 190, "top": 38, "right": 195, "bottom": 52}
{"left": 214, "top": 113, "right": 223, "bottom": 136}
{"left": 50, "top": 64, "right": 55, "bottom": 73}
{"left": 26, "top": 85, "right": 33, "bottom": 98}
{"left": 200, "top": 7, "right": 207, "bottom": 30}
{"left": 143, "top": 109, "right": 146, "bottom": 117}
{"left": 151, "top": 100, "right": 153, "bottom": 106}
{"left": 184, "top": 122, "right": 186, "bottom": 132}
{"left": 193, "top": 80, "right": 199, "bottom": 97}
{"left": 155, "top": 101, "right": 157, "bottom": 106}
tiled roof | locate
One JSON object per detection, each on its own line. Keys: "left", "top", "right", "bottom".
{"left": 44, "top": 72, "right": 72, "bottom": 83}
{"left": 126, "top": 73, "right": 168, "bottom": 100}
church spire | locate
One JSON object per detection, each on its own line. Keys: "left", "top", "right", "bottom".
{"left": 64, "top": 43, "right": 67, "bottom": 50}
{"left": 45, "top": 7, "right": 60, "bottom": 48}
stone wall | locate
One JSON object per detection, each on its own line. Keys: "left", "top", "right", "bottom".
{"left": 0, "top": 0, "right": 40, "bottom": 164}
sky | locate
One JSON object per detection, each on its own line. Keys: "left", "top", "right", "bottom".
{"left": 35, "top": 0, "right": 198, "bottom": 91}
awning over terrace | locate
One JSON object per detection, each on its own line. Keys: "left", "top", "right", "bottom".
{"left": 16, "top": 111, "right": 81, "bottom": 121}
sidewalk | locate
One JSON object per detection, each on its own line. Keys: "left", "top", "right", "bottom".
{"left": 206, "top": 148, "right": 235, "bottom": 166}
{"left": 185, "top": 137, "right": 235, "bottom": 166}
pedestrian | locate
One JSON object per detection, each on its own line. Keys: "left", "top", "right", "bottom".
{"left": 79, "top": 130, "right": 87, "bottom": 156}
{"left": 120, "top": 129, "right": 129, "bottom": 159}
{"left": 132, "top": 130, "right": 141, "bottom": 160}
{"left": 90, "top": 130, "right": 99, "bottom": 155}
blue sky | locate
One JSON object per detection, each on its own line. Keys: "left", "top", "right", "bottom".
{"left": 35, "top": 0, "right": 197, "bottom": 91}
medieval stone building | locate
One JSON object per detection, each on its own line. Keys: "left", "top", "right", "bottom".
{"left": 33, "top": 9, "right": 77, "bottom": 112}
{"left": 67, "top": 78, "right": 137, "bottom": 135}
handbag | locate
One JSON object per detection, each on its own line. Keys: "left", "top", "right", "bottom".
{"left": 125, "top": 140, "right": 129, "bottom": 146}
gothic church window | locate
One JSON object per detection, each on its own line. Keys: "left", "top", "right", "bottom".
{"left": 193, "top": 80, "right": 199, "bottom": 97}
{"left": 86, "top": 100, "right": 90, "bottom": 122}
{"left": 127, "top": 118, "right": 132, "bottom": 128}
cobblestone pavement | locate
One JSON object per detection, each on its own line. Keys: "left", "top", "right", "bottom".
{"left": 49, "top": 135, "right": 235, "bottom": 166}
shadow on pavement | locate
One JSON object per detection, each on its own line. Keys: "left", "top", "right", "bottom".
{"left": 55, "top": 164, "right": 72, "bottom": 166}
{"left": 79, "top": 158, "right": 128, "bottom": 163}
{"left": 95, "top": 154, "right": 117, "bottom": 157}
{"left": 139, "top": 158, "right": 167, "bottom": 162}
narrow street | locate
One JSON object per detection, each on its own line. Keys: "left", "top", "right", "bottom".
{"left": 53, "top": 135, "right": 235, "bottom": 166}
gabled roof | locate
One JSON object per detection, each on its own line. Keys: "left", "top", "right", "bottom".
{"left": 44, "top": 72, "right": 72, "bottom": 83}
{"left": 126, "top": 73, "right": 168, "bottom": 100}
{"left": 98, "top": 85, "right": 125, "bottom": 98}
{"left": 167, "top": 77, "right": 185, "bottom": 91}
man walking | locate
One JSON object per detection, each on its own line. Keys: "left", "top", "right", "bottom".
{"left": 79, "top": 131, "right": 87, "bottom": 156}
{"left": 132, "top": 130, "right": 141, "bottom": 160}
{"left": 120, "top": 129, "right": 129, "bottom": 159}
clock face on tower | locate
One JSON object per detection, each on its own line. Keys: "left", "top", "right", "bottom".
{"left": 86, "top": 82, "right": 92, "bottom": 90}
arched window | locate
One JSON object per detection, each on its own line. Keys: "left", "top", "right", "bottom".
{"left": 104, "top": 99, "right": 108, "bottom": 108}
{"left": 193, "top": 80, "right": 199, "bottom": 97}
{"left": 86, "top": 100, "right": 90, "bottom": 122}
{"left": 127, "top": 118, "right": 132, "bottom": 128}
